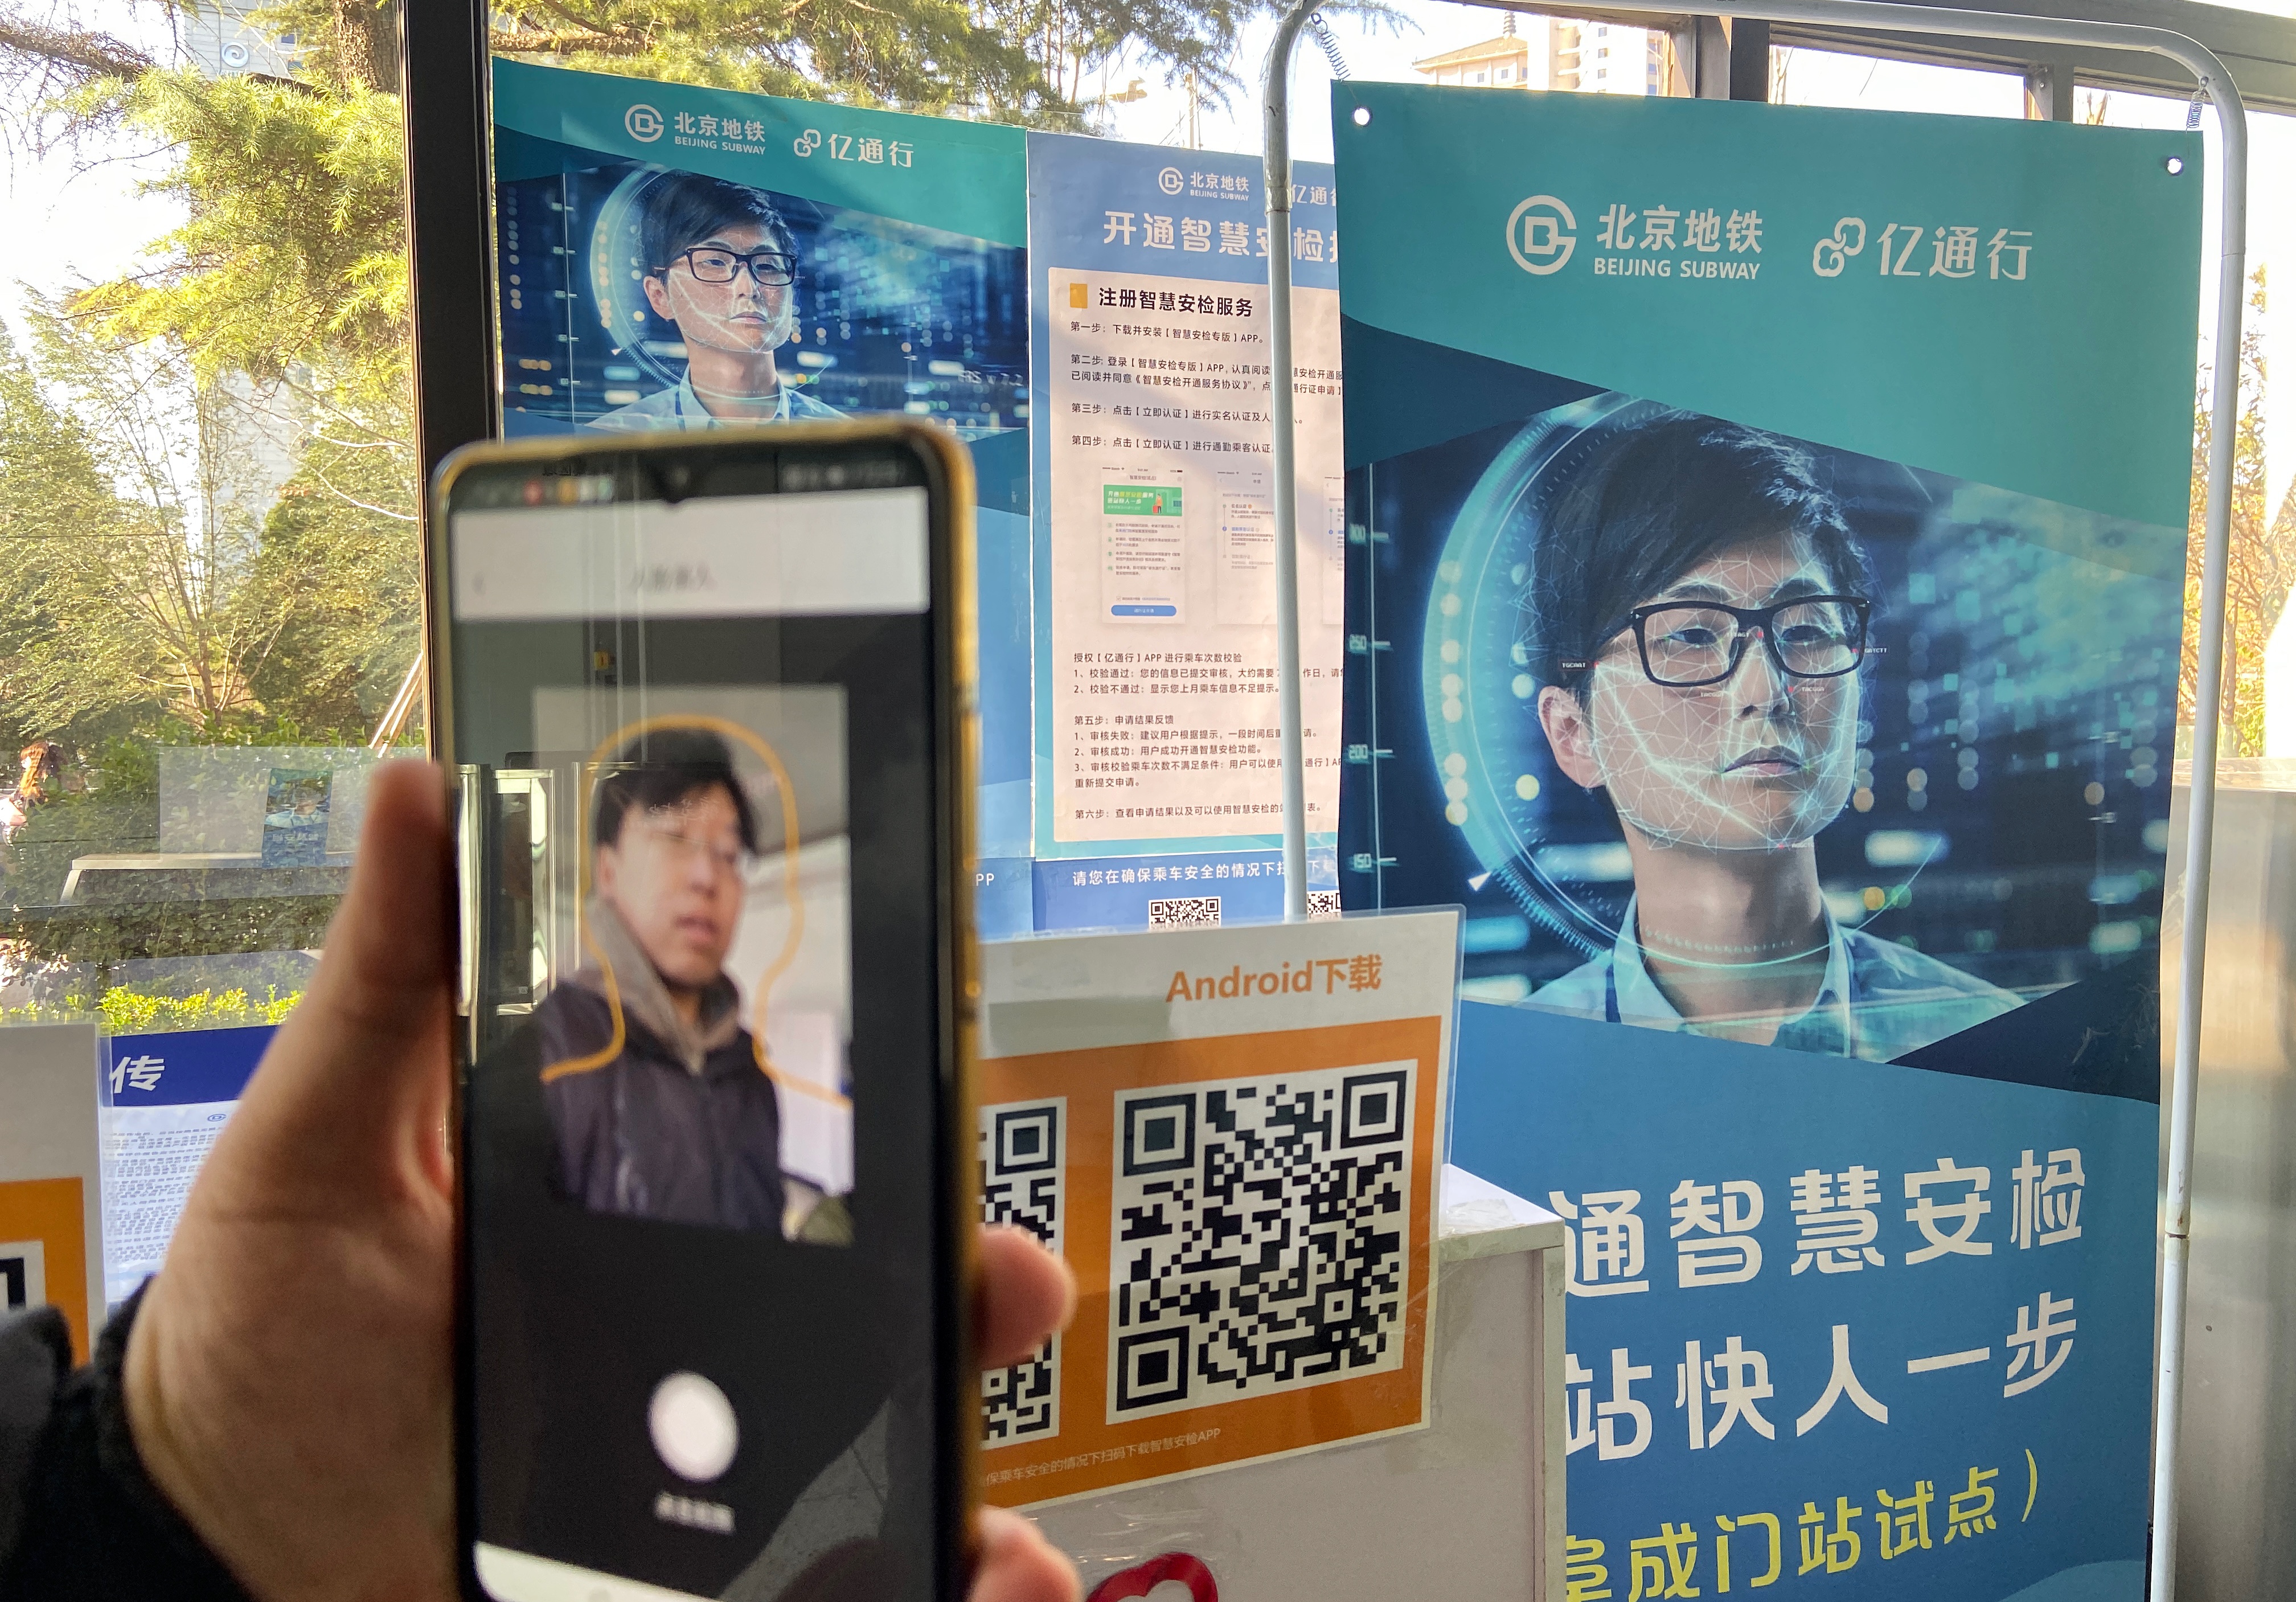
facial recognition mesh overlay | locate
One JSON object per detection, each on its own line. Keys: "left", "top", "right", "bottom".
{"left": 1349, "top": 387, "right": 2182, "bottom": 1067}
{"left": 450, "top": 477, "right": 956, "bottom": 1600}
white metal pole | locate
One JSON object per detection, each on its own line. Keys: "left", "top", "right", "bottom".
{"left": 1262, "top": 5, "right": 2245, "bottom": 1591}
{"left": 2150, "top": 63, "right": 2245, "bottom": 1602}
{"left": 1265, "top": 0, "right": 1319, "bottom": 923}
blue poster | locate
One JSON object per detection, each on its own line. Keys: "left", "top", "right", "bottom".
{"left": 489, "top": 62, "right": 1035, "bottom": 897}
{"left": 102, "top": 1025, "right": 274, "bottom": 1306}
{"left": 1332, "top": 83, "right": 2199, "bottom": 1598}
{"left": 1020, "top": 132, "right": 1346, "bottom": 925}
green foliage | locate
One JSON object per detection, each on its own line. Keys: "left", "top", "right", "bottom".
{"left": 0, "top": 893, "right": 340, "bottom": 963}
{"left": 2, "top": 786, "right": 158, "bottom": 907}
{"left": 241, "top": 392, "right": 420, "bottom": 733}
{"left": 0, "top": 318, "right": 150, "bottom": 749}
{"left": 2184, "top": 266, "right": 2296, "bottom": 758}
{"left": 72, "top": 68, "right": 409, "bottom": 384}
{"left": 1, "top": 297, "right": 290, "bottom": 736}
{"left": 478, "top": 0, "right": 1061, "bottom": 121}
{"left": 0, "top": 982, "right": 301, "bottom": 1033}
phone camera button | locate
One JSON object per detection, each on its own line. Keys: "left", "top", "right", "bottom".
{"left": 648, "top": 1372, "right": 739, "bottom": 1482}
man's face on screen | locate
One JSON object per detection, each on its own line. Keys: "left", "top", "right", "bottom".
{"left": 596, "top": 785, "right": 748, "bottom": 993}
{"left": 641, "top": 220, "right": 796, "bottom": 361}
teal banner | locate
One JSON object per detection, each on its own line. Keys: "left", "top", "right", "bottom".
{"left": 1333, "top": 83, "right": 2199, "bottom": 527}
{"left": 1335, "top": 82, "right": 2199, "bottom": 1601}
{"left": 493, "top": 60, "right": 1026, "bottom": 247}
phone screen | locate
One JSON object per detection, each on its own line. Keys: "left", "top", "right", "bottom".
{"left": 441, "top": 440, "right": 965, "bottom": 1602}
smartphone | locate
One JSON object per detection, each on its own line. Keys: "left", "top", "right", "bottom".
{"left": 428, "top": 421, "right": 978, "bottom": 1602}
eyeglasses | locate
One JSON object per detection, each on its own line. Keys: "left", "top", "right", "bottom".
{"left": 665, "top": 247, "right": 797, "bottom": 286}
{"left": 1620, "top": 595, "right": 1871, "bottom": 689}
{"left": 637, "top": 823, "right": 753, "bottom": 878}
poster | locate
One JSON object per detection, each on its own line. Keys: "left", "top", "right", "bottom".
{"left": 973, "top": 908, "right": 1458, "bottom": 1503}
{"left": 101, "top": 1025, "right": 272, "bottom": 1308}
{"left": 1023, "top": 134, "right": 1347, "bottom": 927}
{"left": 261, "top": 767, "right": 332, "bottom": 867}
{"left": 1333, "top": 83, "right": 2199, "bottom": 1598}
{"left": 489, "top": 62, "right": 1036, "bottom": 890}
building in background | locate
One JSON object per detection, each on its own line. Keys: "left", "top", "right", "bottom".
{"left": 1553, "top": 19, "right": 1662, "bottom": 94}
{"left": 1411, "top": 19, "right": 1545, "bottom": 89}
{"left": 179, "top": 0, "right": 302, "bottom": 78}
{"left": 1411, "top": 14, "right": 1661, "bottom": 97}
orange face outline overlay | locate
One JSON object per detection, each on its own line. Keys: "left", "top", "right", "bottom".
{"left": 540, "top": 711, "right": 847, "bottom": 1111}
{"left": 977, "top": 1016, "right": 1443, "bottom": 1503}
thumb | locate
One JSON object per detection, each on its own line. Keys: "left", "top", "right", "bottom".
{"left": 208, "top": 760, "right": 453, "bottom": 1204}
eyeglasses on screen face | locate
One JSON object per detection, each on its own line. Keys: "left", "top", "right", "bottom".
{"left": 1621, "top": 595, "right": 1871, "bottom": 688}
{"left": 665, "top": 247, "right": 798, "bottom": 286}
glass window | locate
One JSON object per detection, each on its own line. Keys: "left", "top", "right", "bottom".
{"left": 1772, "top": 46, "right": 2026, "bottom": 118}
{"left": 1, "top": 2, "right": 419, "bottom": 1035}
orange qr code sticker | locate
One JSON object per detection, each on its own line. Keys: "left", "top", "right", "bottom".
{"left": 976, "top": 1017, "right": 1440, "bottom": 1502}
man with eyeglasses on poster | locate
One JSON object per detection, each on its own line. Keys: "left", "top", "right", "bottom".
{"left": 532, "top": 729, "right": 814, "bottom": 1238}
{"left": 589, "top": 173, "right": 846, "bottom": 431}
{"left": 1523, "top": 414, "right": 2018, "bottom": 1060}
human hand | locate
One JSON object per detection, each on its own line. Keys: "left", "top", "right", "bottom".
{"left": 123, "top": 760, "right": 1079, "bottom": 1602}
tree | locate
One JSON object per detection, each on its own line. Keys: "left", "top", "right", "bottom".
{"left": 0, "top": 317, "right": 138, "bottom": 752}
{"left": 0, "top": 302, "right": 288, "bottom": 740}
{"left": 0, "top": 0, "right": 1312, "bottom": 759}
{"left": 2182, "top": 266, "right": 2296, "bottom": 757}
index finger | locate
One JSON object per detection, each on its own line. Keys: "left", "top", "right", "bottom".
{"left": 977, "top": 1226, "right": 1074, "bottom": 1371}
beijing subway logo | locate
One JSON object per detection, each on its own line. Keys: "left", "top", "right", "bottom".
{"left": 1507, "top": 195, "right": 1577, "bottom": 276}
{"left": 625, "top": 104, "right": 664, "bottom": 143}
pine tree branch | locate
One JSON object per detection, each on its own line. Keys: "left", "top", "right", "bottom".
{"left": 0, "top": 9, "right": 153, "bottom": 84}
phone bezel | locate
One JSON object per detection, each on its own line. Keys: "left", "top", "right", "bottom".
{"left": 426, "top": 420, "right": 981, "bottom": 1602}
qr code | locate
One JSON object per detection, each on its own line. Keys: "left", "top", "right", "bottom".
{"left": 1307, "top": 890, "right": 1342, "bottom": 920}
{"left": 1149, "top": 896, "right": 1221, "bottom": 927}
{"left": 1108, "top": 1061, "right": 1414, "bottom": 1423}
{"left": 0, "top": 1240, "right": 43, "bottom": 1313}
{"left": 978, "top": 1099, "right": 1064, "bottom": 1446}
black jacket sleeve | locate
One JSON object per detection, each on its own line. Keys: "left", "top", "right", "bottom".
{"left": 0, "top": 1289, "right": 252, "bottom": 1601}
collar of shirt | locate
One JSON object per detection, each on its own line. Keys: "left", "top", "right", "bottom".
{"left": 1604, "top": 894, "right": 1857, "bottom": 1052}
{"left": 674, "top": 374, "right": 788, "bottom": 425}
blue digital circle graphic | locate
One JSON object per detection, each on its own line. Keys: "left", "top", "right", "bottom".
{"left": 588, "top": 167, "right": 690, "bottom": 393}
{"left": 1421, "top": 392, "right": 1678, "bottom": 958}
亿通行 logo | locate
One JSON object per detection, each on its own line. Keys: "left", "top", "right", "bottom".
{"left": 1506, "top": 195, "right": 1577, "bottom": 276}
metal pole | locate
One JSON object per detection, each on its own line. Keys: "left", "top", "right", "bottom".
{"left": 1265, "top": 0, "right": 1319, "bottom": 922}
{"left": 2152, "top": 64, "right": 2245, "bottom": 1602}
{"left": 399, "top": 0, "right": 501, "bottom": 758}
{"left": 1262, "top": 4, "right": 2244, "bottom": 1591}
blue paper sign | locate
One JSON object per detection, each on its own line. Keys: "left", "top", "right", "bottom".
{"left": 105, "top": 1025, "right": 274, "bottom": 1107}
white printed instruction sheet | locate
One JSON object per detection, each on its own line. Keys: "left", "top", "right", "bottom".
{"left": 102, "top": 1101, "right": 236, "bottom": 1306}
{"left": 1046, "top": 267, "right": 1346, "bottom": 844}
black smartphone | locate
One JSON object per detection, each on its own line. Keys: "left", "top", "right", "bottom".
{"left": 428, "top": 421, "right": 979, "bottom": 1602}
